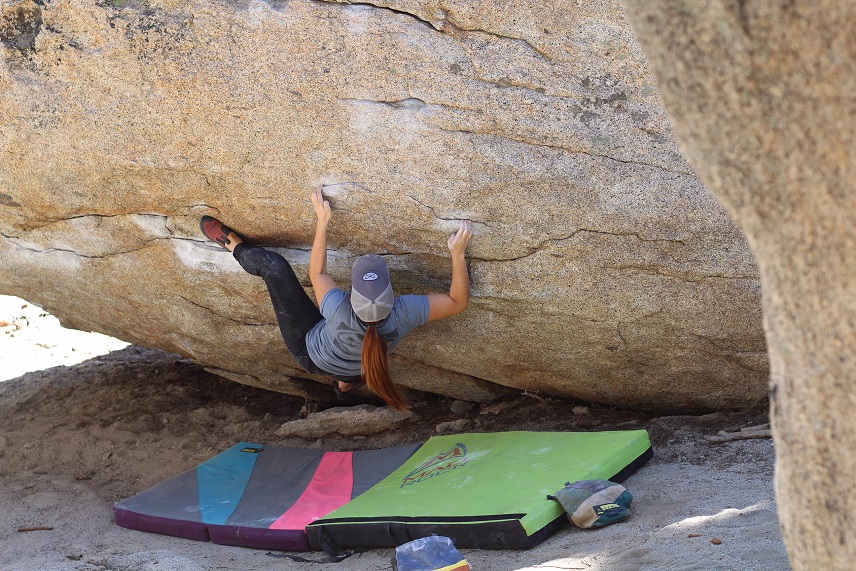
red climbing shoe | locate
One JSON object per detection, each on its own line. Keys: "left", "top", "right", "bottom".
{"left": 200, "top": 216, "right": 235, "bottom": 248}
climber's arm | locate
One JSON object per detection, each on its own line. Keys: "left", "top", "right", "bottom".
{"left": 428, "top": 220, "right": 473, "bottom": 321}
{"left": 309, "top": 186, "right": 337, "bottom": 303}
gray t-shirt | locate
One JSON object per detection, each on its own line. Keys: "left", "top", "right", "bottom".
{"left": 305, "top": 288, "right": 430, "bottom": 379}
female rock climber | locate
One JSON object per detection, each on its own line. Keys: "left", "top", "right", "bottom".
{"left": 200, "top": 186, "right": 473, "bottom": 411}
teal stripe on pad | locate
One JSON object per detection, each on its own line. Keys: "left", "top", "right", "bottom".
{"left": 198, "top": 442, "right": 264, "bottom": 525}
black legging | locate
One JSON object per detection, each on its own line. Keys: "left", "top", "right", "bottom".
{"left": 233, "top": 243, "right": 329, "bottom": 376}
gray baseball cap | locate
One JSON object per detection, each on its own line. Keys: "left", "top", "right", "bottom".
{"left": 351, "top": 254, "right": 394, "bottom": 322}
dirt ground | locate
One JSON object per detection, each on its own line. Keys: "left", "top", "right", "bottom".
{"left": 0, "top": 297, "right": 791, "bottom": 570}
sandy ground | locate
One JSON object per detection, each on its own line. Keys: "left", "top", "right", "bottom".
{"left": 0, "top": 295, "right": 792, "bottom": 571}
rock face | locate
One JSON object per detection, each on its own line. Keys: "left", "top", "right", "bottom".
{"left": 0, "top": 0, "right": 766, "bottom": 411}
{"left": 621, "top": 1, "right": 856, "bottom": 568}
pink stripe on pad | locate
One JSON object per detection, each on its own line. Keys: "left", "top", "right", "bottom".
{"left": 270, "top": 451, "right": 354, "bottom": 530}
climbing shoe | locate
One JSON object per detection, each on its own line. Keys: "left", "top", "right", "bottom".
{"left": 200, "top": 216, "right": 235, "bottom": 248}
{"left": 335, "top": 379, "right": 367, "bottom": 401}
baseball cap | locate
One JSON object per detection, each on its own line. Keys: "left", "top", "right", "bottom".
{"left": 350, "top": 254, "right": 394, "bottom": 322}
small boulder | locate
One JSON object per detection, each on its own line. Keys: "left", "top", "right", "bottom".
{"left": 277, "top": 404, "right": 419, "bottom": 439}
{"left": 450, "top": 400, "right": 475, "bottom": 415}
{"left": 435, "top": 419, "right": 471, "bottom": 434}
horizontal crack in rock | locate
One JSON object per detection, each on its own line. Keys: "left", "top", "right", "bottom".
{"left": 611, "top": 264, "right": 759, "bottom": 283}
{"left": 312, "top": 0, "right": 552, "bottom": 62}
{"left": 405, "top": 195, "right": 491, "bottom": 226}
{"left": 443, "top": 21, "right": 552, "bottom": 61}
{"left": 340, "top": 97, "right": 427, "bottom": 110}
{"left": 431, "top": 125, "right": 692, "bottom": 176}
{"left": 472, "top": 228, "right": 690, "bottom": 263}
{"left": 24, "top": 212, "right": 135, "bottom": 232}
{"left": 312, "top": 0, "right": 439, "bottom": 30}
{"left": 3, "top": 238, "right": 161, "bottom": 259}
{"left": 178, "top": 295, "right": 272, "bottom": 327}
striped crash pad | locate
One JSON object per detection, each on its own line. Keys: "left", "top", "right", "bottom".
{"left": 113, "top": 441, "right": 422, "bottom": 551}
{"left": 306, "top": 430, "right": 652, "bottom": 550}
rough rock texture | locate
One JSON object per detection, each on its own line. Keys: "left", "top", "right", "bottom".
{"left": 276, "top": 404, "right": 418, "bottom": 438}
{"left": 620, "top": 1, "right": 856, "bottom": 569}
{"left": 0, "top": 0, "right": 766, "bottom": 411}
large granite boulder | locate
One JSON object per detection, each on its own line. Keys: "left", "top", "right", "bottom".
{"left": 0, "top": 0, "right": 766, "bottom": 411}
{"left": 621, "top": 1, "right": 856, "bottom": 568}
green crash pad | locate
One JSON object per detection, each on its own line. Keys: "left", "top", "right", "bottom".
{"left": 307, "top": 430, "right": 652, "bottom": 550}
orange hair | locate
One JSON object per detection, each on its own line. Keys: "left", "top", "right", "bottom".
{"left": 362, "top": 324, "right": 409, "bottom": 411}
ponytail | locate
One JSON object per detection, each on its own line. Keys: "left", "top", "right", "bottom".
{"left": 362, "top": 324, "right": 409, "bottom": 411}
